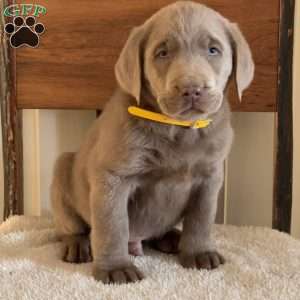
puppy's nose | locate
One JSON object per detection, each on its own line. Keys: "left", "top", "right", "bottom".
{"left": 181, "top": 86, "right": 202, "bottom": 102}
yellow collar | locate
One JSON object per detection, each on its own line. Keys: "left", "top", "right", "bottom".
{"left": 128, "top": 106, "right": 212, "bottom": 129}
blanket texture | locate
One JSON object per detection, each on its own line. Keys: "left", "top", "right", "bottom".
{"left": 0, "top": 215, "right": 299, "bottom": 300}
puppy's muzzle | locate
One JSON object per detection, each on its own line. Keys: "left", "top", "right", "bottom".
{"left": 179, "top": 85, "right": 217, "bottom": 113}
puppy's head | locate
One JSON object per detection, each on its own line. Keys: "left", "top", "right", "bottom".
{"left": 115, "top": 1, "right": 254, "bottom": 120}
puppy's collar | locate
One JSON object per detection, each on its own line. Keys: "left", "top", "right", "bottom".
{"left": 128, "top": 106, "right": 212, "bottom": 129}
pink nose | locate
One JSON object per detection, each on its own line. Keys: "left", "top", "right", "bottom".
{"left": 181, "top": 86, "right": 202, "bottom": 102}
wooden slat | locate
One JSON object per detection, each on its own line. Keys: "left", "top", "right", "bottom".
{"left": 1, "top": 0, "right": 24, "bottom": 219}
{"left": 272, "top": 0, "right": 295, "bottom": 233}
{"left": 16, "top": 0, "right": 279, "bottom": 111}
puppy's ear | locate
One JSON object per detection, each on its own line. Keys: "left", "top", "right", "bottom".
{"left": 115, "top": 26, "right": 147, "bottom": 104}
{"left": 228, "top": 23, "right": 254, "bottom": 101}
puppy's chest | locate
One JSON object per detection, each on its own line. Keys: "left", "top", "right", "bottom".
{"left": 137, "top": 138, "right": 205, "bottom": 192}
{"left": 142, "top": 131, "right": 215, "bottom": 173}
{"left": 129, "top": 165, "right": 193, "bottom": 239}
{"left": 128, "top": 132, "right": 216, "bottom": 239}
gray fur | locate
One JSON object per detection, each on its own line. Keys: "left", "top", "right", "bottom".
{"left": 51, "top": 1, "right": 254, "bottom": 284}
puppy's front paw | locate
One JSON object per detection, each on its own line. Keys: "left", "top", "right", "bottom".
{"left": 93, "top": 264, "right": 144, "bottom": 284}
{"left": 180, "top": 251, "right": 225, "bottom": 270}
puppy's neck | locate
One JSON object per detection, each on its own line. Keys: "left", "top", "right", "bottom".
{"left": 122, "top": 87, "right": 231, "bottom": 143}
{"left": 139, "top": 86, "right": 231, "bottom": 130}
{"left": 139, "top": 84, "right": 161, "bottom": 113}
{"left": 138, "top": 82, "right": 230, "bottom": 131}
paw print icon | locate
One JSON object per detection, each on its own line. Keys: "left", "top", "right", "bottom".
{"left": 5, "top": 16, "right": 45, "bottom": 48}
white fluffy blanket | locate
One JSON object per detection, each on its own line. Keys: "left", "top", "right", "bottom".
{"left": 0, "top": 216, "right": 300, "bottom": 300}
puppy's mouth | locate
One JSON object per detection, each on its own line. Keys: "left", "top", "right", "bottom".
{"left": 179, "top": 104, "right": 205, "bottom": 115}
{"left": 158, "top": 96, "right": 222, "bottom": 121}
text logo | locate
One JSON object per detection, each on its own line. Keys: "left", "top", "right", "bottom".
{"left": 3, "top": 4, "right": 46, "bottom": 48}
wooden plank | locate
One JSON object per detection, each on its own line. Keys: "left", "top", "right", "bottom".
{"left": 15, "top": 0, "right": 279, "bottom": 111}
{"left": 272, "top": 0, "right": 295, "bottom": 233}
{"left": 0, "top": 0, "right": 24, "bottom": 219}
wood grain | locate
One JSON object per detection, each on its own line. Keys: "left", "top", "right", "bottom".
{"left": 16, "top": 0, "right": 279, "bottom": 111}
{"left": 272, "top": 0, "right": 294, "bottom": 233}
{"left": 1, "top": 0, "right": 24, "bottom": 219}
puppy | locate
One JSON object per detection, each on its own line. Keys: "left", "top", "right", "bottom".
{"left": 51, "top": 1, "right": 254, "bottom": 284}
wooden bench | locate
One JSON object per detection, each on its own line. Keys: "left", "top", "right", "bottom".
{"left": 0, "top": 0, "right": 294, "bottom": 232}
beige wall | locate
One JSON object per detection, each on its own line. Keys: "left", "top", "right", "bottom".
{"left": 38, "top": 110, "right": 95, "bottom": 212}
{"left": 226, "top": 113, "right": 274, "bottom": 227}
{"left": 22, "top": 110, "right": 95, "bottom": 215}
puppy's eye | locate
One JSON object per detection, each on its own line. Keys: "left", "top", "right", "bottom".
{"left": 208, "top": 47, "right": 221, "bottom": 56}
{"left": 155, "top": 49, "right": 169, "bottom": 59}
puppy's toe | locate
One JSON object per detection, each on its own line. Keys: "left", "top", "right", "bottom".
{"left": 93, "top": 269, "right": 110, "bottom": 284}
{"left": 179, "top": 253, "right": 197, "bottom": 269}
{"left": 196, "top": 253, "right": 212, "bottom": 270}
{"left": 63, "top": 243, "right": 79, "bottom": 263}
{"left": 62, "top": 234, "right": 92, "bottom": 263}
{"left": 111, "top": 270, "right": 127, "bottom": 284}
{"left": 196, "top": 251, "right": 225, "bottom": 270}
{"left": 180, "top": 251, "right": 225, "bottom": 270}
{"left": 125, "top": 265, "right": 145, "bottom": 282}
{"left": 93, "top": 265, "right": 144, "bottom": 284}
{"left": 208, "top": 251, "right": 225, "bottom": 268}
{"left": 124, "top": 267, "right": 140, "bottom": 282}
{"left": 79, "top": 240, "right": 92, "bottom": 262}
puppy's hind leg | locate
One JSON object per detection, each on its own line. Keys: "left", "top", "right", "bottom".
{"left": 51, "top": 152, "right": 91, "bottom": 264}
{"left": 57, "top": 209, "right": 91, "bottom": 264}
{"left": 61, "top": 233, "right": 92, "bottom": 264}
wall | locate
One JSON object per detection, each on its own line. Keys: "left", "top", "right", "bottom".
{"left": 38, "top": 110, "right": 95, "bottom": 212}
{"left": 226, "top": 113, "right": 274, "bottom": 227}
{"left": 22, "top": 109, "right": 95, "bottom": 215}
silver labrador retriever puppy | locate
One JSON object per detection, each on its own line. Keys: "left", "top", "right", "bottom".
{"left": 51, "top": 1, "right": 254, "bottom": 284}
